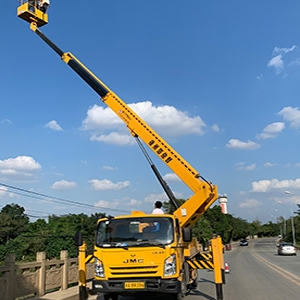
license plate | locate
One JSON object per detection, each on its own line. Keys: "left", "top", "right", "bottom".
{"left": 124, "top": 282, "right": 145, "bottom": 289}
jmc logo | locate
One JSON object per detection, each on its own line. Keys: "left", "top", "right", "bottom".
{"left": 123, "top": 258, "right": 144, "bottom": 263}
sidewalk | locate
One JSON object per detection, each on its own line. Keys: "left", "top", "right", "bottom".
{"left": 26, "top": 283, "right": 98, "bottom": 300}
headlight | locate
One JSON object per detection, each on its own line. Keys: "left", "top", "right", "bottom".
{"left": 95, "top": 258, "right": 105, "bottom": 278}
{"left": 164, "top": 254, "right": 176, "bottom": 276}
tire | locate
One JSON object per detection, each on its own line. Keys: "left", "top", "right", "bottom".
{"left": 191, "top": 278, "right": 198, "bottom": 289}
{"left": 168, "top": 293, "right": 185, "bottom": 300}
{"left": 96, "top": 294, "right": 104, "bottom": 300}
{"left": 103, "top": 293, "right": 118, "bottom": 300}
{"left": 177, "top": 293, "right": 185, "bottom": 300}
{"left": 190, "top": 272, "right": 198, "bottom": 289}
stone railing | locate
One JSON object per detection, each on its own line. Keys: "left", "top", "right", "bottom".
{"left": 0, "top": 251, "right": 94, "bottom": 300}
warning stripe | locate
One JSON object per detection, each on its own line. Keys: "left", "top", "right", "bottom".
{"left": 187, "top": 260, "right": 214, "bottom": 270}
{"left": 85, "top": 255, "right": 94, "bottom": 264}
{"left": 198, "top": 253, "right": 212, "bottom": 260}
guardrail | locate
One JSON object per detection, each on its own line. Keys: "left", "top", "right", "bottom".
{"left": 0, "top": 251, "right": 93, "bottom": 300}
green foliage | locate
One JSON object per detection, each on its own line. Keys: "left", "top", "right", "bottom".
{"left": 0, "top": 204, "right": 29, "bottom": 244}
{"left": 0, "top": 205, "right": 106, "bottom": 262}
{"left": 163, "top": 199, "right": 185, "bottom": 214}
{"left": 229, "top": 216, "right": 251, "bottom": 240}
{"left": 0, "top": 201, "right": 286, "bottom": 262}
{"left": 164, "top": 200, "right": 281, "bottom": 245}
{"left": 192, "top": 217, "right": 214, "bottom": 247}
{"left": 203, "top": 206, "right": 233, "bottom": 243}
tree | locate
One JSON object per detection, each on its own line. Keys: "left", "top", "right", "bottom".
{"left": 0, "top": 202, "right": 287, "bottom": 263}
{"left": 203, "top": 206, "right": 233, "bottom": 243}
{"left": 1, "top": 203, "right": 29, "bottom": 222}
{"left": 192, "top": 217, "right": 214, "bottom": 247}
{"left": 0, "top": 203, "right": 29, "bottom": 243}
{"left": 163, "top": 199, "right": 185, "bottom": 214}
{"left": 230, "top": 217, "right": 250, "bottom": 240}
{"left": 0, "top": 213, "right": 16, "bottom": 244}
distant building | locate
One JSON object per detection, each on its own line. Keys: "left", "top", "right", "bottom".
{"left": 218, "top": 194, "right": 228, "bottom": 214}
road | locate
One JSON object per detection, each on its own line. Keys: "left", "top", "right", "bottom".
{"left": 187, "top": 237, "right": 300, "bottom": 300}
{"left": 94, "top": 237, "right": 300, "bottom": 300}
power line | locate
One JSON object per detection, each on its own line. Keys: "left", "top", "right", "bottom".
{"left": 0, "top": 183, "right": 131, "bottom": 214}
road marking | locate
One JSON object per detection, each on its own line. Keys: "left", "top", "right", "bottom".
{"left": 252, "top": 252, "right": 300, "bottom": 286}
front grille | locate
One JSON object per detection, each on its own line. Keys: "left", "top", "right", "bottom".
{"left": 109, "top": 265, "right": 158, "bottom": 276}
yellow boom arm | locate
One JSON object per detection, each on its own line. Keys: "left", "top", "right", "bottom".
{"left": 28, "top": 22, "right": 218, "bottom": 228}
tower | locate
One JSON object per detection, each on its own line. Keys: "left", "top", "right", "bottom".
{"left": 219, "top": 194, "right": 228, "bottom": 214}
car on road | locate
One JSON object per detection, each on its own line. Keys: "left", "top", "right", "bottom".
{"left": 277, "top": 242, "right": 297, "bottom": 256}
{"left": 239, "top": 239, "right": 248, "bottom": 246}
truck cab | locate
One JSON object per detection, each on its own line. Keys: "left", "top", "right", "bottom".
{"left": 91, "top": 212, "right": 194, "bottom": 299}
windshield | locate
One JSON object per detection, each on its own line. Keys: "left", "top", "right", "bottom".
{"left": 95, "top": 217, "right": 174, "bottom": 248}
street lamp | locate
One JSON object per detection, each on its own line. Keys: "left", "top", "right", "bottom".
{"left": 276, "top": 201, "right": 286, "bottom": 238}
{"left": 291, "top": 208, "right": 296, "bottom": 245}
{"left": 284, "top": 191, "right": 296, "bottom": 245}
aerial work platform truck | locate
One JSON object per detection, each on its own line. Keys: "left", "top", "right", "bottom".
{"left": 16, "top": 2, "right": 225, "bottom": 300}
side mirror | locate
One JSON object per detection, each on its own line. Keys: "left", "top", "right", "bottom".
{"left": 74, "top": 231, "right": 83, "bottom": 247}
{"left": 182, "top": 227, "right": 192, "bottom": 242}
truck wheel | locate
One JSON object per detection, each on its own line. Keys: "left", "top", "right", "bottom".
{"left": 190, "top": 272, "right": 198, "bottom": 289}
{"left": 190, "top": 278, "right": 198, "bottom": 289}
{"left": 177, "top": 293, "right": 185, "bottom": 300}
{"left": 168, "top": 293, "right": 184, "bottom": 300}
{"left": 103, "top": 294, "right": 118, "bottom": 300}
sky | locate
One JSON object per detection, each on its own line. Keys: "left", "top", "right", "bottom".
{"left": 1, "top": 0, "right": 300, "bottom": 224}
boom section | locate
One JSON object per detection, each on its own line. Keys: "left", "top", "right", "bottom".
{"left": 29, "top": 24, "right": 218, "bottom": 227}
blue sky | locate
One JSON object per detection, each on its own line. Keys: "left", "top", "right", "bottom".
{"left": 1, "top": 1, "right": 300, "bottom": 223}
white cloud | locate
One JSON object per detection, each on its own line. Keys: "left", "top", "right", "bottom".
{"left": 127, "top": 101, "right": 206, "bottom": 137}
{"left": 278, "top": 106, "right": 300, "bottom": 129}
{"left": 45, "top": 120, "right": 63, "bottom": 131}
{"left": 94, "top": 199, "right": 119, "bottom": 209}
{"left": 0, "top": 186, "right": 17, "bottom": 198}
{"left": 51, "top": 180, "right": 77, "bottom": 190}
{"left": 239, "top": 199, "right": 261, "bottom": 208}
{"left": 273, "top": 46, "right": 296, "bottom": 55}
{"left": 256, "top": 122, "right": 285, "bottom": 139}
{"left": 102, "top": 165, "right": 117, "bottom": 171}
{"left": 163, "top": 173, "right": 181, "bottom": 182}
{"left": 89, "top": 179, "right": 130, "bottom": 191}
{"left": 94, "top": 197, "right": 141, "bottom": 211}
{"left": 212, "top": 124, "right": 220, "bottom": 132}
{"left": 244, "top": 164, "right": 256, "bottom": 171}
{"left": 290, "top": 57, "right": 300, "bottom": 66}
{"left": 0, "top": 156, "right": 41, "bottom": 180}
{"left": 226, "top": 139, "right": 260, "bottom": 150}
{"left": 91, "top": 132, "right": 135, "bottom": 146}
{"left": 144, "top": 192, "right": 169, "bottom": 203}
{"left": 81, "top": 102, "right": 206, "bottom": 145}
{"left": 235, "top": 162, "right": 256, "bottom": 171}
{"left": 251, "top": 178, "right": 300, "bottom": 193}
{"left": 126, "top": 198, "right": 142, "bottom": 206}
{"left": 264, "top": 162, "right": 276, "bottom": 167}
{"left": 268, "top": 54, "right": 284, "bottom": 74}
{"left": 267, "top": 46, "right": 296, "bottom": 74}
{"left": 1, "top": 119, "right": 12, "bottom": 124}
{"left": 284, "top": 163, "right": 300, "bottom": 168}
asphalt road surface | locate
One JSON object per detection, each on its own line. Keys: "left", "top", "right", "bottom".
{"left": 187, "top": 237, "right": 300, "bottom": 300}
{"left": 94, "top": 237, "right": 300, "bottom": 300}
